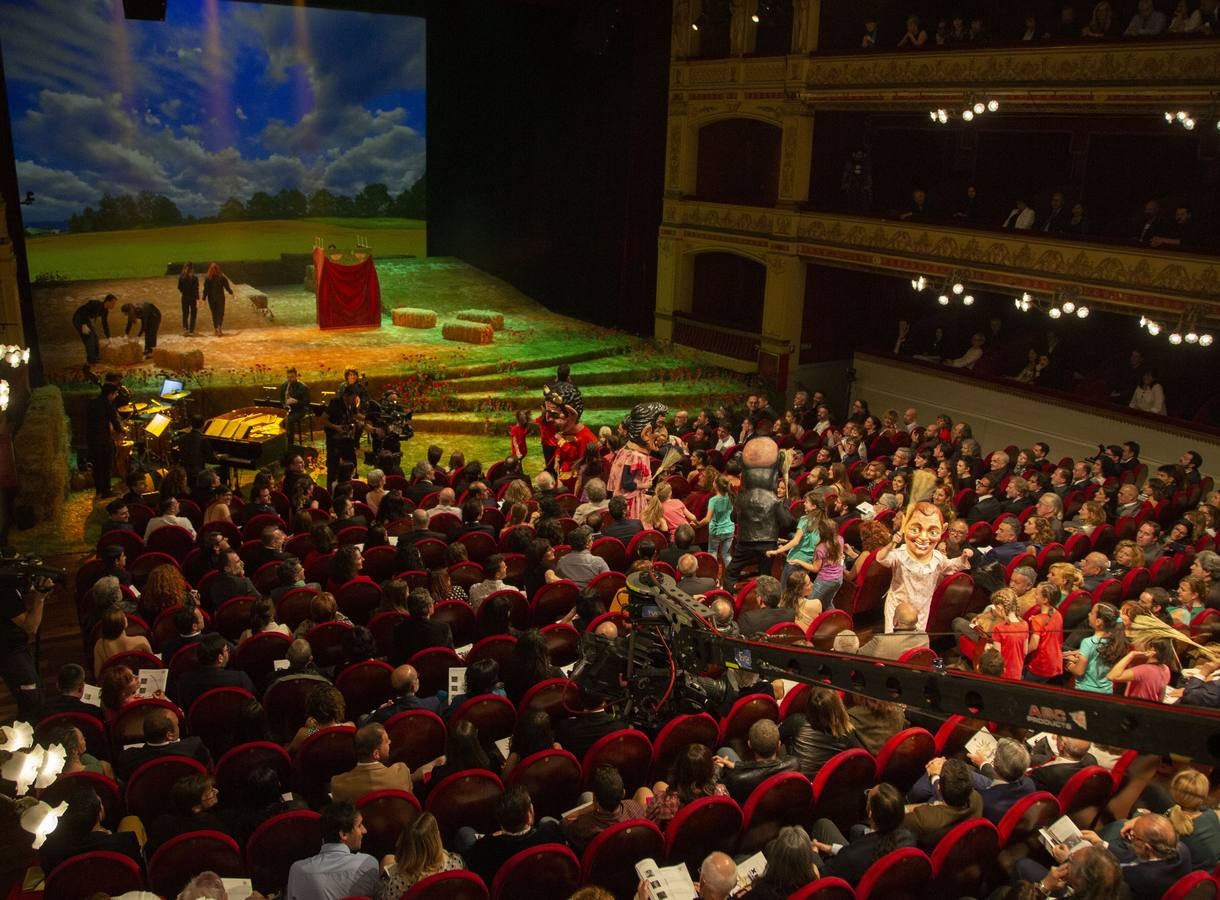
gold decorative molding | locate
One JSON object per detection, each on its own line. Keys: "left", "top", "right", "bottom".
{"left": 673, "top": 42, "right": 1220, "bottom": 111}
{"left": 664, "top": 199, "right": 1220, "bottom": 316}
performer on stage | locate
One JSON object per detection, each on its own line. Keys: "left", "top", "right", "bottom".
{"left": 278, "top": 367, "right": 311, "bottom": 441}
{"left": 319, "top": 385, "right": 362, "bottom": 488}
{"left": 875, "top": 481, "right": 972, "bottom": 632}
{"left": 72, "top": 294, "right": 117, "bottom": 365}
{"left": 338, "top": 368, "right": 370, "bottom": 407}
{"left": 541, "top": 381, "right": 596, "bottom": 493}
{"left": 203, "top": 263, "right": 233, "bottom": 337}
{"left": 178, "top": 262, "right": 200, "bottom": 335}
{"left": 608, "top": 401, "right": 669, "bottom": 520}
{"left": 724, "top": 433, "right": 795, "bottom": 589}
{"left": 120, "top": 302, "right": 162, "bottom": 359}
{"left": 85, "top": 382, "right": 123, "bottom": 499}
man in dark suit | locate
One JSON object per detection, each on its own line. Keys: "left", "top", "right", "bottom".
{"left": 1001, "top": 477, "right": 1036, "bottom": 516}
{"left": 38, "top": 664, "right": 105, "bottom": 723}
{"left": 394, "top": 510, "right": 446, "bottom": 561}
{"left": 657, "top": 525, "right": 696, "bottom": 569}
{"left": 600, "top": 496, "right": 643, "bottom": 544}
{"left": 329, "top": 496, "right": 368, "bottom": 533}
{"left": 38, "top": 787, "right": 144, "bottom": 874}
{"left": 555, "top": 700, "right": 625, "bottom": 759}
{"left": 173, "top": 633, "right": 256, "bottom": 712}
{"left": 100, "top": 498, "right": 137, "bottom": 535}
{"left": 1027, "top": 735, "right": 1097, "bottom": 794}
{"left": 391, "top": 589, "right": 454, "bottom": 665}
{"left": 269, "top": 557, "right": 322, "bottom": 603}
{"left": 116, "top": 710, "right": 212, "bottom": 780}
{"left": 160, "top": 605, "right": 209, "bottom": 665}
{"left": 966, "top": 475, "right": 1002, "bottom": 525}
{"left": 206, "top": 550, "right": 261, "bottom": 611}
{"left": 404, "top": 462, "right": 438, "bottom": 506}
{"left": 736, "top": 576, "right": 790, "bottom": 636}
{"left": 452, "top": 499, "right": 496, "bottom": 542}
{"left": 361, "top": 664, "right": 442, "bottom": 725}
{"left": 718, "top": 719, "right": 797, "bottom": 804}
{"left": 248, "top": 525, "right": 290, "bottom": 570}
{"left": 675, "top": 554, "right": 717, "bottom": 597}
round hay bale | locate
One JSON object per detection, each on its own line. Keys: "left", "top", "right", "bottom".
{"left": 15, "top": 386, "right": 69, "bottom": 524}
{"left": 454, "top": 309, "right": 504, "bottom": 331}
{"left": 442, "top": 320, "right": 494, "bottom": 345}
{"left": 392, "top": 307, "right": 438, "bottom": 329}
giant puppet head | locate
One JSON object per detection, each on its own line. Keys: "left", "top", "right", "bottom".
{"left": 901, "top": 500, "right": 946, "bottom": 563}
{"left": 622, "top": 401, "right": 670, "bottom": 453}
{"left": 542, "top": 381, "right": 585, "bottom": 437}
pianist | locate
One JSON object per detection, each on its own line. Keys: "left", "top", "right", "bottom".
{"left": 279, "top": 367, "right": 312, "bottom": 439}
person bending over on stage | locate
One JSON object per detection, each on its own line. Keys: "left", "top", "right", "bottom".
{"left": 178, "top": 262, "right": 199, "bottom": 335}
{"left": 203, "top": 262, "right": 233, "bottom": 336}
{"left": 72, "top": 293, "right": 117, "bottom": 366}
{"left": 120, "top": 301, "right": 162, "bottom": 359}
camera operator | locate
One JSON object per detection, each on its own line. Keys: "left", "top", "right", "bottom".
{"left": 0, "top": 573, "right": 55, "bottom": 720}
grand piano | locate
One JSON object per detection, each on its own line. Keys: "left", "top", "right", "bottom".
{"left": 202, "top": 406, "right": 288, "bottom": 470}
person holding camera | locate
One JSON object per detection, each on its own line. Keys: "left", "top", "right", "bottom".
{"left": 0, "top": 571, "right": 55, "bottom": 720}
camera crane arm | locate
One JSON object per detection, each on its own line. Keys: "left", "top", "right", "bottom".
{"left": 675, "top": 626, "right": 1220, "bottom": 766}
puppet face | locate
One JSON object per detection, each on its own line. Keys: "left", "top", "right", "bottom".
{"left": 640, "top": 417, "right": 669, "bottom": 452}
{"left": 904, "top": 507, "right": 944, "bottom": 562}
{"left": 543, "top": 399, "right": 581, "bottom": 436}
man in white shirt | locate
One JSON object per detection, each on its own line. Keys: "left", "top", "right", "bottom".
{"left": 143, "top": 495, "right": 196, "bottom": 540}
{"left": 946, "top": 334, "right": 985, "bottom": 369}
{"left": 426, "top": 487, "right": 461, "bottom": 521}
{"left": 468, "top": 555, "right": 511, "bottom": 610}
{"left": 285, "top": 801, "right": 381, "bottom": 900}
{"left": 714, "top": 425, "right": 736, "bottom": 452}
{"left": 573, "top": 479, "right": 610, "bottom": 523}
{"left": 554, "top": 526, "right": 608, "bottom": 588}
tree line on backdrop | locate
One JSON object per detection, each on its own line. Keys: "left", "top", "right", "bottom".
{"left": 59, "top": 177, "right": 426, "bottom": 234}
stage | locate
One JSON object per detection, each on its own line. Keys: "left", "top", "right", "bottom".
{"left": 22, "top": 256, "right": 754, "bottom": 560}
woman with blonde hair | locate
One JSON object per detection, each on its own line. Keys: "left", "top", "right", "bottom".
{"left": 1067, "top": 501, "right": 1107, "bottom": 536}
{"left": 1023, "top": 515, "right": 1055, "bottom": 546}
{"left": 202, "top": 262, "right": 233, "bottom": 336}
{"left": 986, "top": 588, "right": 1029, "bottom": 680}
{"left": 379, "top": 812, "right": 464, "bottom": 898}
{"left": 641, "top": 481, "right": 696, "bottom": 535}
{"left": 500, "top": 479, "right": 532, "bottom": 513}
{"left": 1047, "top": 561, "right": 1084, "bottom": 599}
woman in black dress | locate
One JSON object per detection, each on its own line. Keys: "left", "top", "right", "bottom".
{"left": 177, "top": 262, "right": 199, "bottom": 335}
{"left": 203, "top": 262, "right": 234, "bottom": 336}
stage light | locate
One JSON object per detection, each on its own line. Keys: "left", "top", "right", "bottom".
{"left": 911, "top": 276, "right": 927, "bottom": 291}
{"left": 1139, "top": 315, "right": 1148, "bottom": 327}
{"left": 1201, "top": 334, "right": 1214, "bottom": 347}
{"left": 952, "top": 282, "right": 964, "bottom": 295}
{"left": 1186, "top": 331, "right": 1199, "bottom": 344}
{"left": 1048, "top": 307, "right": 1062, "bottom": 319}
{"left": 973, "top": 102, "right": 985, "bottom": 115}
{"left": 1148, "top": 322, "right": 1161, "bottom": 336}
{"left": 962, "top": 294, "right": 975, "bottom": 306}
{"left": 987, "top": 100, "right": 1000, "bottom": 112}
{"left": 1165, "top": 112, "right": 1175, "bottom": 123}
{"left": 1177, "top": 111, "right": 1188, "bottom": 121}
{"left": 751, "top": 13, "right": 760, "bottom": 22}
{"left": 1169, "top": 332, "right": 1183, "bottom": 344}
{"left": 1076, "top": 306, "right": 1089, "bottom": 318}
{"left": 937, "top": 109, "right": 949, "bottom": 124}
{"left": 929, "top": 111, "right": 938, "bottom": 122}
{"left": 1185, "top": 118, "right": 1197, "bottom": 130}
{"left": 962, "top": 109, "right": 974, "bottom": 122}
{"left": 0, "top": 722, "right": 33, "bottom": 753}
{"left": 938, "top": 294, "right": 950, "bottom": 306}
{"left": 692, "top": 21, "right": 700, "bottom": 30}
{"left": 1061, "top": 300, "right": 1075, "bottom": 314}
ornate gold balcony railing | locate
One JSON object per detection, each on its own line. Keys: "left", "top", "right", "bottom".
{"left": 662, "top": 199, "right": 1220, "bottom": 318}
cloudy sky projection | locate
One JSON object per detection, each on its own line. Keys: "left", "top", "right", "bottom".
{"left": 0, "top": 0, "right": 426, "bottom": 225}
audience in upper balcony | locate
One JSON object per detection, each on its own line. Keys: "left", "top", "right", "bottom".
{"left": 1040, "top": 191, "right": 1070, "bottom": 233}
{"left": 897, "top": 15, "right": 929, "bottom": 48}
{"left": 861, "top": 17, "right": 879, "bottom": 47}
{"left": 1126, "top": 0, "right": 1169, "bottom": 32}
{"left": 898, "top": 187, "right": 931, "bottom": 221}
{"left": 1203, "top": 0, "right": 1220, "bottom": 32}
{"left": 1002, "top": 197, "right": 1037, "bottom": 231}
{"left": 1150, "top": 206, "right": 1200, "bottom": 249}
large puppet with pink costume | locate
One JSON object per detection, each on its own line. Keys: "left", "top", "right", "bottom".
{"left": 874, "top": 489, "right": 972, "bottom": 633}
{"left": 608, "top": 401, "right": 669, "bottom": 520}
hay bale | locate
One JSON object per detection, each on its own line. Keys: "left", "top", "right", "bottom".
{"left": 392, "top": 307, "right": 438, "bottom": 329}
{"left": 15, "top": 386, "right": 69, "bottom": 523}
{"left": 99, "top": 340, "right": 143, "bottom": 366}
{"left": 455, "top": 309, "right": 504, "bottom": 331}
{"left": 233, "top": 283, "right": 268, "bottom": 310}
{"left": 153, "top": 347, "right": 204, "bottom": 371}
{"left": 442, "top": 320, "right": 494, "bottom": 345}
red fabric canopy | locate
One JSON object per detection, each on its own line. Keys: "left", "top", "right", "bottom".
{"left": 313, "top": 246, "right": 382, "bottom": 330}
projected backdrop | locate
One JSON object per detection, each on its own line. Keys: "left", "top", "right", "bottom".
{"left": 0, "top": 0, "right": 426, "bottom": 234}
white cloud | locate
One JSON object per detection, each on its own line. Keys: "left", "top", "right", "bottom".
{"left": 160, "top": 98, "right": 182, "bottom": 119}
{"left": 235, "top": 106, "right": 247, "bottom": 121}
{"left": 144, "top": 111, "right": 160, "bottom": 126}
